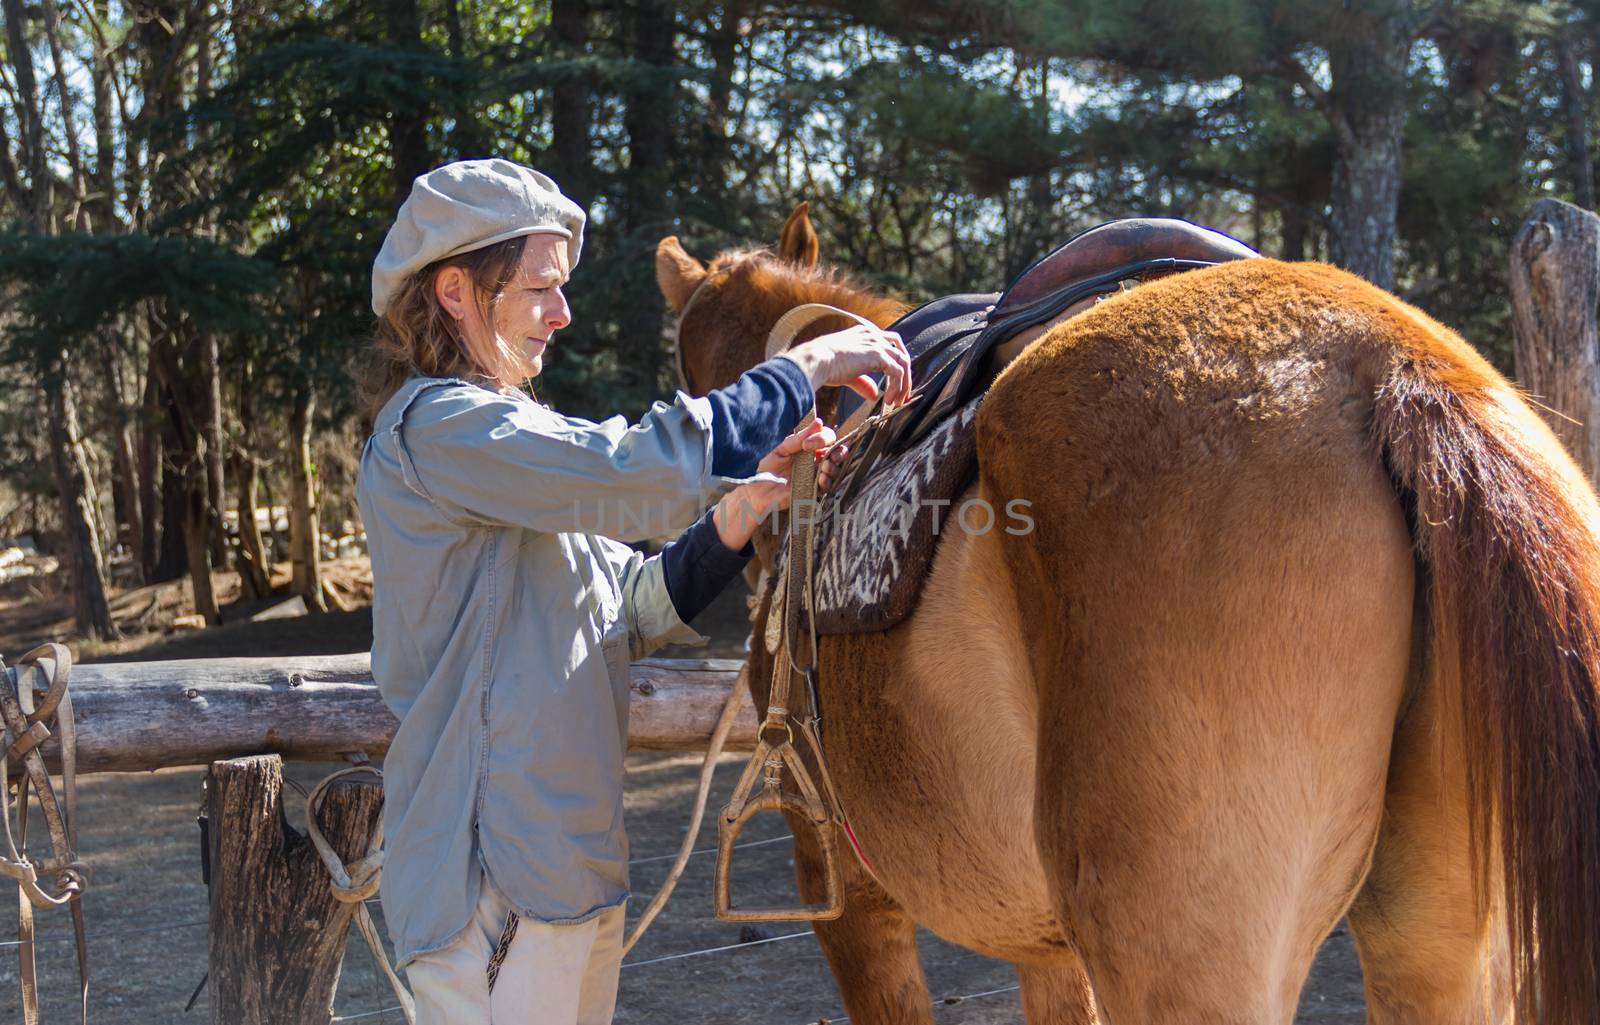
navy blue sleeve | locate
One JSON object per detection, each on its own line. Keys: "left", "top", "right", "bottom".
{"left": 660, "top": 506, "right": 753, "bottom": 625}
{"left": 703, "top": 356, "right": 814, "bottom": 477}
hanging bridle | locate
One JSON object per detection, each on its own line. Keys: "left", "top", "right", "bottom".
{"left": 0, "top": 643, "right": 89, "bottom": 1025}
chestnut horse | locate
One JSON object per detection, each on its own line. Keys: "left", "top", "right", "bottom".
{"left": 656, "top": 205, "right": 1600, "bottom": 1024}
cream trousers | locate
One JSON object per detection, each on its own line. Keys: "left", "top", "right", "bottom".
{"left": 404, "top": 879, "right": 625, "bottom": 1025}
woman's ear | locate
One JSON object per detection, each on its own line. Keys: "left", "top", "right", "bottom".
{"left": 434, "top": 265, "right": 469, "bottom": 320}
{"left": 656, "top": 236, "right": 707, "bottom": 314}
{"left": 777, "top": 202, "right": 819, "bottom": 268}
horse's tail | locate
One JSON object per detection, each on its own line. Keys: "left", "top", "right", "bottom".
{"left": 1375, "top": 338, "right": 1600, "bottom": 1022}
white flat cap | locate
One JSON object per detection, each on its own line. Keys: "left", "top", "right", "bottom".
{"left": 371, "top": 159, "right": 585, "bottom": 316}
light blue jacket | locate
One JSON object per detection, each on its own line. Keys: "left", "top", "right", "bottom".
{"left": 356, "top": 375, "right": 763, "bottom": 966}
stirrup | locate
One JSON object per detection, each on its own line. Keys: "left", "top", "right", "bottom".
{"left": 714, "top": 729, "right": 843, "bottom": 923}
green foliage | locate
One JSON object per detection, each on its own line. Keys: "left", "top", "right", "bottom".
{"left": 0, "top": 0, "right": 1596, "bottom": 547}
{"left": 0, "top": 233, "right": 276, "bottom": 374}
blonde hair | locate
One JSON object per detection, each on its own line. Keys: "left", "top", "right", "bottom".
{"left": 364, "top": 235, "right": 536, "bottom": 415}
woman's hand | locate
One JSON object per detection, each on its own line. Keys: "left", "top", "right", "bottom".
{"left": 780, "top": 323, "right": 913, "bottom": 407}
{"left": 713, "top": 419, "right": 850, "bottom": 551}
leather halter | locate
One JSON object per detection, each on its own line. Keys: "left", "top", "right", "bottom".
{"left": 670, "top": 271, "right": 716, "bottom": 393}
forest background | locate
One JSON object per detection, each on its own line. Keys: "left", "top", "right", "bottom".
{"left": 0, "top": 0, "right": 1595, "bottom": 640}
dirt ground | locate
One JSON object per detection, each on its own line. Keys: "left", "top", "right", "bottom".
{"left": 0, "top": 564, "right": 1367, "bottom": 1024}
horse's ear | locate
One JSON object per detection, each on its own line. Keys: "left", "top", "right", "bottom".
{"left": 656, "top": 236, "right": 707, "bottom": 314}
{"left": 777, "top": 202, "right": 819, "bottom": 268}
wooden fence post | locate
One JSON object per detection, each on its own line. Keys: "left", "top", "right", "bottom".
{"left": 206, "top": 754, "right": 383, "bottom": 1025}
{"left": 1510, "top": 197, "right": 1600, "bottom": 481}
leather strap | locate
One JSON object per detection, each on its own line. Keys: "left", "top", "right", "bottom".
{"left": 716, "top": 414, "right": 845, "bottom": 922}
{"left": 763, "top": 303, "right": 881, "bottom": 361}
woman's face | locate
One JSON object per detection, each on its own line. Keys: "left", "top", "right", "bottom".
{"left": 436, "top": 233, "right": 572, "bottom": 384}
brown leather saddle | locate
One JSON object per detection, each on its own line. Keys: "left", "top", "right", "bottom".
{"left": 831, "top": 218, "right": 1258, "bottom": 504}
{"left": 792, "top": 218, "right": 1257, "bottom": 634}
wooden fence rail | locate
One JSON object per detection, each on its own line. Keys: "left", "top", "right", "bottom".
{"left": 0, "top": 653, "right": 761, "bottom": 1023}
{"left": 16, "top": 654, "right": 757, "bottom": 774}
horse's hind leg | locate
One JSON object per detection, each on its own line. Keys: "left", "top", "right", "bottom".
{"left": 1346, "top": 638, "right": 1512, "bottom": 1024}
{"left": 1017, "top": 961, "right": 1100, "bottom": 1024}
{"left": 790, "top": 822, "right": 934, "bottom": 1025}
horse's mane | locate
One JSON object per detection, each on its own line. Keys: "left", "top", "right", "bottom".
{"left": 713, "top": 247, "right": 908, "bottom": 327}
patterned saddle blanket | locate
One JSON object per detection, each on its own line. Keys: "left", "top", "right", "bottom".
{"left": 771, "top": 395, "right": 982, "bottom": 636}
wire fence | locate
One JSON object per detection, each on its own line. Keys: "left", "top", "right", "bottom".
{"left": 329, "top": 985, "right": 1025, "bottom": 1025}
{"left": 0, "top": 917, "right": 208, "bottom": 950}
{"left": 0, "top": 856, "right": 1026, "bottom": 1025}
{"left": 326, "top": 940, "right": 1024, "bottom": 1025}
{"left": 3, "top": 754, "right": 1036, "bottom": 1017}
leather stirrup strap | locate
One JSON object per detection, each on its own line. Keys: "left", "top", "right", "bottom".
{"left": 766, "top": 422, "right": 815, "bottom": 718}
{"left": 716, "top": 415, "right": 845, "bottom": 922}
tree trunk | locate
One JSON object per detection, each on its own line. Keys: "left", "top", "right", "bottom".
{"left": 155, "top": 387, "right": 190, "bottom": 582}
{"left": 231, "top": 449, "right": 271, "bottom": 600}
{"left": 442, "top": 0, "right": 486, "bottom": 157}
{"left": 39, "top": 0, "right": 89, "bottom": 229}
{"left": 697, "top": 0, "right": 742, "bottom": 209}
{"left": 81, "top": 411, "right": 113, "bottom": 578}
{"left": 206, "top": 755, "right": 381, "bottom": 1025}
{"left": 1556, "top": 37, "right": 1595, "bottom": 211}
{"left": 549, "top": 0, "right": 592, "bottom": 208}
{"left": 1326, "top": 5, "right": 1411, "bottom": 290}
{"left": 621, "top": 0, "right": 677, "bottom": 387}
{"left": 384, "top": 0, "right": 429, "bottom": 210}
{"left": 288, "top": 384, "right": 326, "bottom": 612}
{"left": 45, "top": 380, "right": 115, "bottom": 640}
{"left": 1281, "top": 204, "right": 1309, "bottom": 261}
{"left": 231, "top": 363, "right": 271, "bottom": 599}
{"left": 171, "top": 331, "right": 220, "bottom": 622}
{"left": 138, "top": 361, "right": 162, "bottom": 580}
{"left": 1511, "top": 198, "right": 1600, "bottom": 482}
{"left": 184, "top": 459, "right": 220, "bottom": 625}
{"left": 90, "top": 0, "right": 116, "bottom": 230}
{"left": 1, "top": 0, "right": 48, "bottom": 227}
{"left": 260, "top": 464, "right": 281, "bottom": 567}
{"left": 623, "top": 0, "right": 675, "bottom": 216}
{"left": 108, "top": 362, "right": 143, "bottom": 584}
{"left": 200, "top": 332, "right": 229, "bottom": 567}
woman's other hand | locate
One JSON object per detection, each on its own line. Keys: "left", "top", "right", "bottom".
{"left": 780, "top": 324, "right": 912, "bottom": 407}
{"left": 713, "top": 419, "right": 848, "bottom": 551}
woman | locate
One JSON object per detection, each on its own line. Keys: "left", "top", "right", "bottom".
{"left": 356, "top": 158, "right": 911, "bottom": 1024}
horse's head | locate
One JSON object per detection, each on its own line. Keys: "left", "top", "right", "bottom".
{"left": 656, "top": 202, "right": 907, "bottom": 422}
{"left": 656, "top": 204, "right": 906, "bottom": 583}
